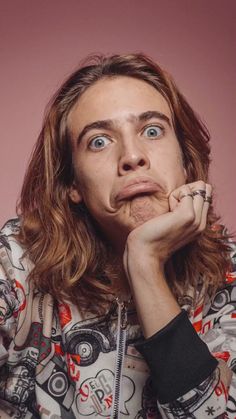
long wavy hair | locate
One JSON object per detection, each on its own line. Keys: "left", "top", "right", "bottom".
{"left": 17, "top": 53, "right": 231, "bottom": 313}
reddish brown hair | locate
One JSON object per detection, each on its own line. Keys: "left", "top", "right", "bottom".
{"left": 17, "top": 53, "right": 231, "bottom": 313}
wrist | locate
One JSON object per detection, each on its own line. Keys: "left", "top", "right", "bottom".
{"left": 126, "top": 231, "right": 169, "bottom": 270}
{"left": 124, "top": 248, "right": 166, "bottom": 284}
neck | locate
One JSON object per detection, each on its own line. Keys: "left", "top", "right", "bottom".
{"left": 107, "top": 251, "right": 131, "bottom": 301}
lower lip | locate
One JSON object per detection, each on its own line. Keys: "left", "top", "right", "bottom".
{"left": 117, "top": 183, "right": 160, "bottom": 201}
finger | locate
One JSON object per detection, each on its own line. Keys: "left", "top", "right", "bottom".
{"left": 190, "top": 181, "right": 206, "bottom": 227}
{"left": 199, "top": 183, "right": 212, "bottom": 231}
{"left": 169, "top": 185, "right": 198, "bottom": 237}
{"left": 169, "top": 184, "right": 194, "bottom": 212}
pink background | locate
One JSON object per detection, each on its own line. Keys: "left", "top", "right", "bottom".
{"left": 1, "top": 0, "right": 235, "bottom": 231}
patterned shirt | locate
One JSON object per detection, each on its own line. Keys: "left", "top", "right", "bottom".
{"left": 0, "top": 218, "right": 236, "bottom": 418}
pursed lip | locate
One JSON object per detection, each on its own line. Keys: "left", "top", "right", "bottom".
{"left": 115, "top": 177, "right": 163, "bottom": 201}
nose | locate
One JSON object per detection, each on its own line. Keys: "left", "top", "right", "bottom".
{"left": 118, "top": 140, "right": 150, "bottom": 175}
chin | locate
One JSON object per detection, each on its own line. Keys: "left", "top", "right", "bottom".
{"left": 102, "top": 197, "right": 169, "bottom": 245}
{"left": 128, "top": 196, "right": 168, "bottom": 225}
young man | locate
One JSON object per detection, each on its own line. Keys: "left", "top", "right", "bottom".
{"left": 0, "top": 53, "right": 235, "bottom": 418}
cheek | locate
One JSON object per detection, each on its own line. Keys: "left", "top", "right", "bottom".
{"left": 172, "top": 148, "right": 186, "bottom": 178}
{"left": 175, "top": 164, "right": 187, "bottom": 185}
{"left": 76, "top": 171, "right": 107, "bottom": 207}
{"left": 160, "top": 154, "right": 186, "bottom": 189}
{"left": 75, "top": 156, "right": 113, "bottom": 197}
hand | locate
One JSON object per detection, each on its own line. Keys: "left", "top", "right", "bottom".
{"left": 124, "top": 180, "right": 212, "bottom": 273}
{"left": 123, "top": 180, "right": 212, "bottom": 337}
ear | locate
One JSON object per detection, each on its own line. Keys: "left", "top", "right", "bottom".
{"left": 69, "top": 183, "right": 83, "bottom": 204}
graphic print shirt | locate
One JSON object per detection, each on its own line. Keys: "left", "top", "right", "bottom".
{"left": 0, "top": 219, "right": 236, "bottom": 418}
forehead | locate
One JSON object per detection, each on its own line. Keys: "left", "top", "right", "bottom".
{"left": 68, "top": 76, "right": 172, "bottom": 133}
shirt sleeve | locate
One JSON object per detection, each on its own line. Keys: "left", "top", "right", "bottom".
{"left": 136, "top": 310, "right": 233, "bottom": 418}
{"left": 135, "top": 240, "right": 236, "bottom": 418}
{"left": 135, "top": 310, "right": 218, "bottom": 403}
{"left": 0, "top": 221, "right": 21, "bottom": 367}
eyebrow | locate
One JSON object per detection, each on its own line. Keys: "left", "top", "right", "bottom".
{"left": 76, "top": 110, "right": 171, "bottom": 144}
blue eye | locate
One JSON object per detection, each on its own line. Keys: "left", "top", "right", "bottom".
{"left": 143, "top": 125, "right": 163, "bottom": 138}
{"left": 89, "top": 136, "right": 111, "bottom": 150}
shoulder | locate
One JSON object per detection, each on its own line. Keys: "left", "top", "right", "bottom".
{"left": 202, "top": 240, "right": 236, "bottom": 325}
{"left": 228, "top": 238, "right": 236, "bottom": 276}
{"left": 0, "top": 218, "right": 33, "bottom": 290}
{"left": 0, "top": 218, "right": 24, "bottom": 269}
{"left": 0, "top": 218, "right": 22, "bottom": 261}
{"left": 0, "top": 218, "right": 21, "bottom": 237}
{"left": 213, "top": 223, "right": 236, "bottom": 276}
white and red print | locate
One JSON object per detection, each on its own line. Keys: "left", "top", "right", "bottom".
{"left": 0, "top": 219, "right": 236, "bottom": 418}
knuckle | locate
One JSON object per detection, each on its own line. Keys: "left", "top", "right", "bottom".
{"left": 206, "top": 183, "right": 213, "bottom": 193}
{"left": 196, "top": 180, "right": 205, "bottom": 189}
{"left": 184, "top": 209, "right": 195, "bottom": 225}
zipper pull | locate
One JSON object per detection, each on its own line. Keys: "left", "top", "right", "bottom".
{"left": 115, "top": 297, "right": 130, "bottom": 330}
{"left": 120, "top": 301, "right": 128, "bottom": 330}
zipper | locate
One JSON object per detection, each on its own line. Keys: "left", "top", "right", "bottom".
{"left": 111, "top": 299, "right": 128, "bottom": 419}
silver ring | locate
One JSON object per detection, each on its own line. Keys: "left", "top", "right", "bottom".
{"left": 192, "top": 189, "right": 206, "bottom": 198}
{"left": 179, "top": 193, "right": 193, "bottom": 200}
{"left": 204, "top": 196, "right": 212, "bottom": 204}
